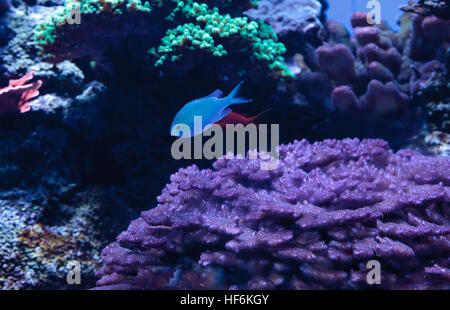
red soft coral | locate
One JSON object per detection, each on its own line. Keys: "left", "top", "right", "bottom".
{"left": 0, "top": 72, "right": 43, "bottom": 116}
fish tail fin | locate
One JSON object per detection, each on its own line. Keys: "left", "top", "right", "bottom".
{"left": 228, "top": 81, "right": 252, "bottom": 105}
{"left": 254, "top": 108, "right": 272, "bottom": 118}
{"left": 248, "top": 108, "right": 272, "bottom": 122}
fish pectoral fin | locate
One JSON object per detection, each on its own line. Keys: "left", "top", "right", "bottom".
{"left": 219, "top": 108, "right": 232, "bottom": 120}
{"left": 209, "top": 108, "right": 232, "bottom": 127}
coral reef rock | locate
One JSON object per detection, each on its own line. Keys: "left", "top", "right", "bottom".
{"left": 401, "top": 0, "right": 450, "bottom": 20}
{"left": 0, "top": 188, "right": 136, "bottom": 289}
{"left": 245, "top": 0, "right": 326, "bottom": 54}
{"left": 34, "top": 0, "right": 291, "bottom": 79}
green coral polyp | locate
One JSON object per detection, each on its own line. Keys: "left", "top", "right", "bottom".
{"left": 34, "top": 0, "right": 292, "bottom": 78}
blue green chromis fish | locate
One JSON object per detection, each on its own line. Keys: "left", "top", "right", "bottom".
{"left": 170, "top": 81, "right": 252, "bottom": 138}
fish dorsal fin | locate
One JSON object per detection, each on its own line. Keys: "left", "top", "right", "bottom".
{"left": 204, "top": 89, "right": 224, "bottom": 99}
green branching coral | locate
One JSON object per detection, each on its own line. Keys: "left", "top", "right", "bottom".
{"left": 150, "top": 2, "right": 288, "bottom": 74}
{"left": 34, "top": 0, "right": 292, "bottom": 79}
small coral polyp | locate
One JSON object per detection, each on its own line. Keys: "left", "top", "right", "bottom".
{"left": 34, "top": 0, "right": 291, "bottom": 79}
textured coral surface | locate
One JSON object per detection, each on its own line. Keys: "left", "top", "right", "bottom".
{"left": 95, "top": 139, "right": 450, "bottom": 289}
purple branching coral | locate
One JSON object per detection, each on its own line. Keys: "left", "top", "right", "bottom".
{"left": 408, "top": 14, "right": 449, "bottom": 61}
{"left": 288, "top": 11, "right": 450, "bottom": 144}
{"left": 95, "top": 139, "right": 450, "bottom": 290}
{"left": 316, "top": 12, "right": 409, "bottom": 117}
{"left": 296, "top": 11, "right": 448, "bottom": 125}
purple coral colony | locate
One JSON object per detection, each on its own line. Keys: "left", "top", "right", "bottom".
{"left": 0, "top": 0, "right": 448, "bottom": 291}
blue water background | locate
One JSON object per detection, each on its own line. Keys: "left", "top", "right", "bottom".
{"left": 327, "top": 0, "right": 409, "bottom": 31}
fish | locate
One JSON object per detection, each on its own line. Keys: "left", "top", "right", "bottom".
{"left": 170, "top": 81, "right": 252, "bottom": 137}
{"left": 215, "top": 109, "right": 271, "bottom": 127}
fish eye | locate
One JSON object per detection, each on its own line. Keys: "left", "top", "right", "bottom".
{"left": 176, "top": 125, "right": 181, "bottom": 130}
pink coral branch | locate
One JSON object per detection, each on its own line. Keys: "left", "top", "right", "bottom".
{"left": 0, "top": 72, "right": 43, "bottom": 116}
